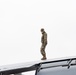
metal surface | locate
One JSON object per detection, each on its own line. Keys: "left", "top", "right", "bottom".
{"left": 35, "top": 64, "right": 42, "bottom": 75}
{"left": 37, "top": 66, "right": 76, "bottom": 75}
{"left": 14, "top": 73, "right": 22, "bottom": 75}
{"left": 0, "top": 56, "right": 76, "bottom": 75}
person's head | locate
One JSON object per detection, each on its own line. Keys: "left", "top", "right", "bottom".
{"left": 41, "top": 28, "right": 45, "bottom": 33}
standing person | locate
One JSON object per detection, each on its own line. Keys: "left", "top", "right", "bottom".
{"left": 40, "top": 28, "right": 47, "bottom": 60}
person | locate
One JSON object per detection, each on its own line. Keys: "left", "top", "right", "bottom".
{"left": 40, "top": 28, "right": 47, "bottom": 60}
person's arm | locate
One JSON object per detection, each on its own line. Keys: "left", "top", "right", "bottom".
{"left": 44, "top": 33, "right": 47, "bottom": 44}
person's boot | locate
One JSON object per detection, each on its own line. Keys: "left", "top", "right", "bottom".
{"left": 41, "top": 57, "right": 47, "bottom": 60}
{"left": 41, "top": 55, "right": 47, "bottom": 60}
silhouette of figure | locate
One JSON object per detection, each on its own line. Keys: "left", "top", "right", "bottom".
{"left": 40, "top": 28, "right": 47, "bottom": 60}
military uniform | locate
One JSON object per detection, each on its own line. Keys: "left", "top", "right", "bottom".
{"left": 40, "top": 31, "right": 47, "bottom": 60}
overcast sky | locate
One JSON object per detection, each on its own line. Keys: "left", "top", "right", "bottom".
{"left": 0, "top": 0, "right": 76, "bottom": 74}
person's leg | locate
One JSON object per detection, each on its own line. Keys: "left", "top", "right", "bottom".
{"left": 42, "top": 44, "right": 47, "bottom": 60}
{"left": 40, "top": 44, "right": 47, "bottom": 60}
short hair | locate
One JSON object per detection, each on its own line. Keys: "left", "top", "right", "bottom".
{"left": 41, "top": 28, "right": 44, "bottom": 32}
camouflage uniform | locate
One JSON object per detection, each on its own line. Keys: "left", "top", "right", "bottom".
{"left": 40, "top": 30, "right": 47, "bottom": 60}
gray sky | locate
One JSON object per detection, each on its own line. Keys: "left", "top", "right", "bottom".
{"left": 0, "top": 0, "right": 76, "bottom": 74}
